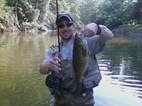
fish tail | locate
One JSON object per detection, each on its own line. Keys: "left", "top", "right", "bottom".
{"left": 73, "top": 81, "right": 82, "bottom": 96}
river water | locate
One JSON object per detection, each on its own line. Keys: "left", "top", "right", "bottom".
{"left": 0, "top": 32, "right": 142, "bottom": 106}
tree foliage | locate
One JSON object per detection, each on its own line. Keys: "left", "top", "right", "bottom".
{"left": 0, "top": 0, "right": 141, "bottom": 29}
{"left": 130, "top": 0, "right": 142, "bottom": 24}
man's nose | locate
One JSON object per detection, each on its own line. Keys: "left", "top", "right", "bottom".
{"left": 62, "top": 25, "right": 68, "bottom": 30}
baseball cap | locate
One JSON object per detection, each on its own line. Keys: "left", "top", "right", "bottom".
{"left": 56, "top": 12, "right": 74, "bottom": 25}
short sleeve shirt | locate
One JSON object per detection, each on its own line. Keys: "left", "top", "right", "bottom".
{"left": 42, "top": 35, "right": 105, "bottom": 64}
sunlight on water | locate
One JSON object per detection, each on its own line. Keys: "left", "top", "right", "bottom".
{"left": 94, "top": 57, "right": 142, "bottom": 106}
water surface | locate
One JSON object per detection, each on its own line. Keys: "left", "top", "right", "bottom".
{"left": 95, "top": 37, "right": 142, "bottom": 106}
{"left": 0, "top": 33, "right": 142, "bottom": 106}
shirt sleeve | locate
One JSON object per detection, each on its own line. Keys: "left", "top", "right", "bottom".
{"left": 86, "top": 35, "right": 105, "bottom": 56}
{"left": 42, "top": 49, "right": 52, "bottom": 64}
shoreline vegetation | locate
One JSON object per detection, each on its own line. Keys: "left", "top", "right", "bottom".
{"left": 0, "top": 24, "right": 142, "bottom": 38}
{"left": 113, "top": 24, "right": 142, "bottom": 38}
{"left": 0, "top": 22, "right": 54, "bottom": 33}
{"left": 0, "top": 0, "right": 142, "bottom": 37}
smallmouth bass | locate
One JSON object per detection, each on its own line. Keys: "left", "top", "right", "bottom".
{"left": 73, "top": 33, "right": 89, "bottom": 95}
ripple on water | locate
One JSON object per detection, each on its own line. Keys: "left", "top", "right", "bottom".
{"left": 98, "top": 59, "right": 142, "bottom": 99}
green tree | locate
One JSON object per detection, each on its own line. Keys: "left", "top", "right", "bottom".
{"left": 131, "top": 0, "right": 142, "bottom": 24}
{"left": 80, "top": 0, "right": 103, "bottom": 24}
{"left": 0, "top": 0, "right": 142, "bottom": 30}
{"left": 5, "top": 0, "right": 36, "bottom": 24}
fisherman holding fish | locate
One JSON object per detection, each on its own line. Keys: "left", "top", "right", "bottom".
{"left": 40, "top": 12, "right": 114, "bottom": 106}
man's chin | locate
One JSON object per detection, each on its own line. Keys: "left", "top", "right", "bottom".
{"left": 61, "top": 35, "right": 72, "bottom": 41}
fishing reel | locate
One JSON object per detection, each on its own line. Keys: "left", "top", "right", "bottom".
{"left": 45, "top": 72, "right": 60, "bottom": 88}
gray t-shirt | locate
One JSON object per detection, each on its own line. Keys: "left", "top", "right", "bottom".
{"left": 42, "top": 35, "right": 105, "bottom": 64}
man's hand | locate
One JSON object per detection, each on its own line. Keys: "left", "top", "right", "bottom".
{"left": 80, "top": 23, "right": 114, "bottom": 43}
{"left": 48, "top": 57, "right": 61, "bottom": 74}
{"left": 80, "top": 23, "right": 98, "bottom": 37}
{"left": 40, "top": 57, "right": 61, "bottom": 75}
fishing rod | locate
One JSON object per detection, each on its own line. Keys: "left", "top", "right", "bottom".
{"left": 45, "top": 0, "right": 62, "bottom": 96}
{"left": 56, "top": 0, "right": 60, "bottom": 52}
{"left": 56, "top": 0, "right": 62, "bottom": 88}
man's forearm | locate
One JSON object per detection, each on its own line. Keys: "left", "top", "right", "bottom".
{"left": 99, "top": 25, "right": 114, "bottom": 43}
{"left": 40, "top": 63, "right": 50, "bottom": 75}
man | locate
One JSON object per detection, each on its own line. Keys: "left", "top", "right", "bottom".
{"left": 40, "top": 12, "right": 114, "bottom": 106}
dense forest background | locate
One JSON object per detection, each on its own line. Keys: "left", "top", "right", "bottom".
{"left": 0, "top": 0, "right": 142, "bottom": 32}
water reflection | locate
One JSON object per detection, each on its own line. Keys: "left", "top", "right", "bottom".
{"left": 0, "top": 32, "right": 56, "bottom": 106}
{"left": 95, "top": 37, "right": 142, "bottom": 101}
{"left": 0, "top": 33, "right": 142, "bottom": 106}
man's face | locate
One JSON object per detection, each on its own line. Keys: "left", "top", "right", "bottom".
{"left": 58, "top": 17, "right": 74, "bottom": 42}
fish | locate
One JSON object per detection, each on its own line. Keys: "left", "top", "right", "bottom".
{"left": 73, "top": 33, "right": 89, "bottom": 95}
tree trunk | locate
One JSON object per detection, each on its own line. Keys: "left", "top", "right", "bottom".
{"left": 37, "top": 0, "right": 51, "bottom": 25}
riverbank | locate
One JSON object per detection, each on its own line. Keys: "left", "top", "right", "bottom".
{"left": 113, "top": 24, "right": 142, "bottom": 38}
{"left": 1, "top": 24, "right": 142, "bottom": 38}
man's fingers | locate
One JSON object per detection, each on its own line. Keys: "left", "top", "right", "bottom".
{"left": 53, "top": 57, "right": 61, "bottom": 63}
{"left": 53, "top": 65, "right": 61, "bottom": 73}
{"left": 48, "top": 58, "right": 61, "bottom": 73}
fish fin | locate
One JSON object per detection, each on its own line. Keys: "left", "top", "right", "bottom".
{"left": 82, "top": 48, "right": 87, "bottom": 57}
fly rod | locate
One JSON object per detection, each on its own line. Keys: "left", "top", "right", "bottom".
{"left": 56, "top": 0, "right": 60, "bottom": 52}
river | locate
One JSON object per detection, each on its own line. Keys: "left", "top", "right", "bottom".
{"left": 0, "top": 32, "right": 142, "bottom": 106}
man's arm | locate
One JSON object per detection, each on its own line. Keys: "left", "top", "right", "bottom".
{"left": 40, "top": 63, "right": 50, "bottom": 74}
{"left": 81, "top": 23, "right": 114, "bottom": 43}
{"left": 99, "top": 25, "right": 114, "bottom": 44}
{"left": 81, "top": 23, "right": 114, "bottom": 55}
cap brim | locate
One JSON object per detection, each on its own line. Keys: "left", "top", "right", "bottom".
{"left": 56, "top": 13, "right": 73, "bottom": 24}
